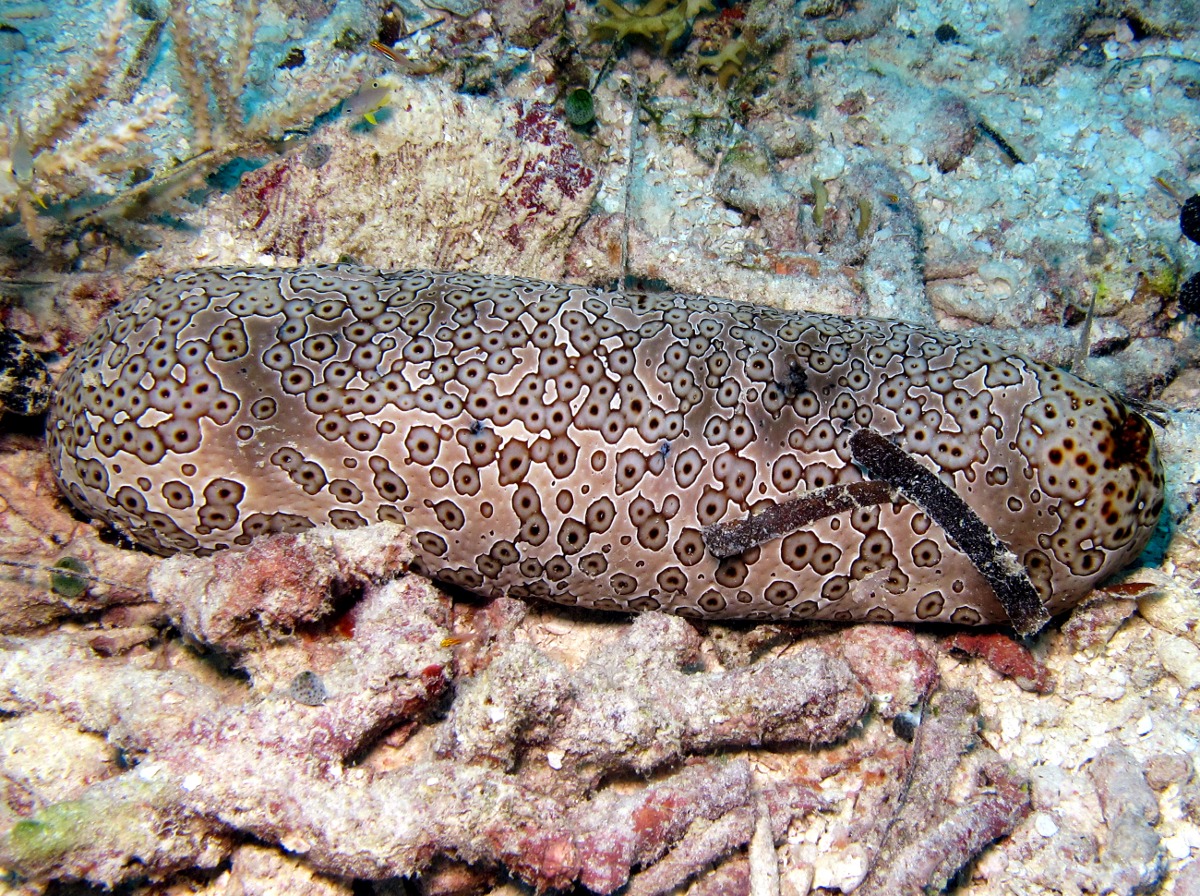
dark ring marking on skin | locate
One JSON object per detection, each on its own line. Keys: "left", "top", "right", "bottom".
{"left": 848, "top": 427, "right": 1050, "bottom": 635}
{"left": 46, "top": 266, "right": 1166, "bottom": 628}
{"left": 701, "top": 481, "right": 899, "bottom": 559}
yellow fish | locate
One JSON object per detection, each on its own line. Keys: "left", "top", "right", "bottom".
{"left": 345, "top": 78, "right": 391, "bottom": 125}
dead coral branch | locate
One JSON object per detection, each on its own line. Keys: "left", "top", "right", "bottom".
{"left": 856, "top": 688, "right": 1032, "bottom": 894}
{"left": 0, "top": 524, "right": 869, "bottom": 891}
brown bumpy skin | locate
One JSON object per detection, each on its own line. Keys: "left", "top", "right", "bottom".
{"left": 46, "top": 266, "right": 1165, "bottom": 625}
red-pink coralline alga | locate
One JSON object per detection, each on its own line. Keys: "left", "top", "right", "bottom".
{"left": 503, "top": 102, "right": 596, "bottom": 250}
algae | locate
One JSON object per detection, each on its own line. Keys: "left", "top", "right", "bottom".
{"left": 10, "top": 801, "right": 94, "bottom": 864}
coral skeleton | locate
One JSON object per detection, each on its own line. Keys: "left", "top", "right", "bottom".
{"left": 0, "top": 513, "right": 1041, "bottom": 892}
{"left": 0, "top": 523, "right": 875, "bottom": 891}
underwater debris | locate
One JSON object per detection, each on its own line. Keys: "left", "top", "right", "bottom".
{"left": 278, "top": 47, "right": 306, "bottom": 70}
{"left": 702, "top": 480, "right": 897, "bottom": 559}
{"left": 0, "top": 525, "right": 869, "bottom": 891}
{"left": 1176, "top": 860, "right": 1200, "bottom": 896}
{"left": 855, "top": 689, "right": 1031, "bottom": 894}
{"left": 848, "top": 427, "right": 1050, "bottom": 636}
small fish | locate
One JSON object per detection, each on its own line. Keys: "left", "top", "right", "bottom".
{"left": 9, "top": 116, "right": 34, "bottom": 187}
{"left": 9, "top": 115, "right": 46, "bottom": 207}
{"left": 368, "top": 36, "right": 445, "bottom": 76}
{"left": 369, "top": 38, "right": 405, "bottom": 64}
{"left": 345, "top": 78, "right": 391, "bottom": 125}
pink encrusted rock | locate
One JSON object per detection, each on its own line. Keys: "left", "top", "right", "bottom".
{"left": 1061, "top": 588, "right": 1143, "bottom": 654}
{"left": 1090, "top": 745, "right": 1161, "bottom": 826}
{"left": 224, "top": 843, "right": 353, "bottom": 896}
{"left": 0, "top": 450, "right": 155, "bottom": 633}
{"left": 439, "top": 612, "right": 869, "bottom": 789}
{"left": 1177, "top": 859, "right": 1200, "bottom": 896}
{"left": 149, "top": 522, "right": 413, "bottom": 652}
{"left": 838, "top": 624, "right": 940, "bottom": 716}
{"left": 855, "top": 688, "right": 1031, "bottom": 895}
{"left": 504, "top": 102, "right": 596, "bottom": 252}
{"left": 0, "top": 525, "right": 870, "bottom": 892}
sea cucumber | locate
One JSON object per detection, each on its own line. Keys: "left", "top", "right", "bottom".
{"left": 45, "top": 265, "right": 1165, "bottom": 629}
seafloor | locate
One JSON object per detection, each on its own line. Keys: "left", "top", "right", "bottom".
{"left": 0, "top": 0, "right": 1199, "bottom": 893}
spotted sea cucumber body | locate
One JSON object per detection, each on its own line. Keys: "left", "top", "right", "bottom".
{"left": 47, "top": 266, "right": 1164, "bottom": 625}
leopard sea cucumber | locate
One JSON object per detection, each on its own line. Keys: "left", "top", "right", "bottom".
{"left": 46, "top": 265, "right": 1165, "bottom": 628}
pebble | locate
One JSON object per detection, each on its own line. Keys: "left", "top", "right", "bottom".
{"left": 0, "top": 25, "right": 27, "bottom": 64}
{"left": 812, "top": 146, "right": 846, "bottom": 181}
{"left": 1143, "top": 753, "right": 1191, "bottom": 792}
{"left": 1034, "top": 812, "right": 1059, "bottom": 837}
{"left": 1165, "top": 833, "right": 1196, "bottom": 860}
{"left": 811, "top": 844, "right": 868, "bottom": 891}
{"left": 1000, "top": 714, "right": 1022, "bottom": 742}
{"left": 1156, "top": 633, "right": 1200, "bottom": 691}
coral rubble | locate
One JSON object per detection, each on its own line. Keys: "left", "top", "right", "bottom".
{"left": 190, "top": 77, "right": 597, "bottom": 280}
{"left": 0, "top": 523, "right": 872, "bottom": 891}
